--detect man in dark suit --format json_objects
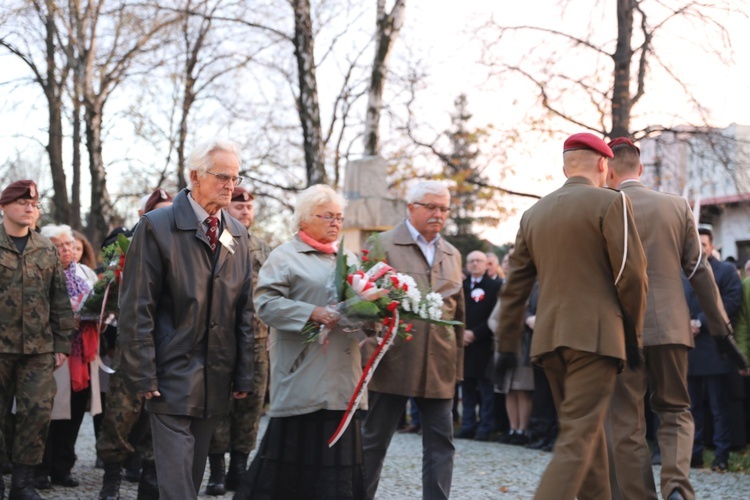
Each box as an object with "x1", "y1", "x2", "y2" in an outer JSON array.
[
  {"x1": 496, "y1": 132, "x2": 648, "y2": 499},
  {"x1": 605, "y1": 138, "x2": 735, "y2": 500},
  {"x1": 685, "y1": 228, "x2": 743, "y2": 473},
  {"x1": 456, "y1": 250, "x2": 500, "y2": 441}
]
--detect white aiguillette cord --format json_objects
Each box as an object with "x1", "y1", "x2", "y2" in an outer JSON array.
[{"x1": 614, "y1": 191, "x2": 628, "y2": 286}]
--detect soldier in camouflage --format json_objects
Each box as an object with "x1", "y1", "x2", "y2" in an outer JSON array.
[
  {"x1": 96, "y1": 189, "x2": 173, "y2": 500},
  {"x1": 205, "y1": 186, "x2": 271, "y2": 495},
  {"x1": 0, "y1": 180, "x2": 75, "y2": 499}
]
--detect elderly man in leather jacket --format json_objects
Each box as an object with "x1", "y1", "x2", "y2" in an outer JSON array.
[{"x1": 118, "y1": 139, "x2": 255, "y2": 500}]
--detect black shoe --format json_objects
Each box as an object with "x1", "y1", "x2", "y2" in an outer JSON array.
[
  {"x1": 205, "y1": 454, "x2": 226, "y2": 496},
  {"x1": 651, "y1": 449, "x2": 662, "y2": 465},
  {"x1": 11, "y1": 463, "x2": 44, "y2": 499},
  {"x1": 667, "y1": 489, "x2": 685, "y2": 500},
  {"x1": 99, "y1": 462, "x2": 122, "y2": 500},
  {"x1": 455, "y1": 429, "x2": 476, "y2": 439},
  {"x1": 525, "y1": 438, "x2": 547, "y2": 450},
  {"x1": 711, "y1": 458, "x2": 728, "y2": 472},
  {"x1": 137, "y1": 460, "x2": 159, "y2": 500},
  {"x1": 225, "y1": 451, "x2": 249, "y2": 491},
  {"x1": 541, "y1": 440, "x2": 555, "y2": 452},
  {"x1": 497, "y1": 432, "x2": 513, "y2": 444},
  {"x1": 51, "y1": 473, "x2": 79, "y2": 487},
  {"x1": 475, "y1": 433, "x2": 491, "y2": 442},
  {"x1": 2, "y1": 461, "x2": 12, "y2": 475},
  {"x1": 509, "y1": 432, "x2": 528, "y2": 446},
  {"x1": 690, "y1": 454, "x2": 704, "y2": 469},
  {"x1": 32, "y1": 473, "x2": 50, "y2": 490}
]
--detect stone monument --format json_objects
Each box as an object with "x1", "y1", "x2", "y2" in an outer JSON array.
[{"x1": 341, "y1": 156, "x2": 406, "y2": 254}]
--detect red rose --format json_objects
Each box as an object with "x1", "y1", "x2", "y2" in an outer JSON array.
[
  {"x1": 362, "y1": 256, "x2": 370, "y2": 262},
  {"x1": 361, "y1": 249, "x2": 369, "y2": 255},
  {"x1": 390, "y1": 275, "x2": 399, "y2": 287},
  {"x1": 405, "y1": 323, "x2": 413, "y2": 333},
  {"x1": 387, "y1": 301, "x2": 398, "y2": 311},
  {"x1": 405, "y1": 334, "x2": 413, "y2": 342}
]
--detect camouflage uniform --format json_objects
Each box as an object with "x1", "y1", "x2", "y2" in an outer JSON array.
[
  {"x1": 210, "y1": 233, "x2": 271, "y2": 456},
  {"x1": 0, "y1": 225, "x2": 74, "y2": 465},
  {"x1": 95, "y1": 356, "x2": 153, "y2": 463}
]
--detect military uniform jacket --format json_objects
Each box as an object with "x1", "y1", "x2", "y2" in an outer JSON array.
[
  {"x1": 365, "y1": 222, "x2": 466, "y2": 399},
  {"x1": 118, "y1": 189, "x2": 255, "y2": 418},
  {"x1": 620, "y1": 181, "x2": 732, "y2": 347},
  {"x1": 248, "y1": 232, "x2": 271, "y2": 341},
  {"x1": 497, "y1": 177, "x2": 648, "y2": 362},
  {"x1": 0, "y1": 225, "x2": 74, "y2": 354}
]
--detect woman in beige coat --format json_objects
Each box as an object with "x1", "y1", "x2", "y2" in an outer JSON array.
[{"x1": 236, "y1": 184, "x2": 365, "y2": 500}]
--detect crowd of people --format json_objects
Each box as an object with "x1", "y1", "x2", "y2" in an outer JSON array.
[{"x1": 0, "y1": 134, "x2": 749, "y2": 500}]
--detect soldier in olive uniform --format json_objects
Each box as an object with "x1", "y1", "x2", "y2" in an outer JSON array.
[
  {"x1": 96, "y1": 189, "x2": 173, "y2": 500},
  {"x1": 205, "y1": 186, "x2": 271, "y2": 495},
  {"x1": 0, "y1": 180, "x2": 75, "y2": 499}
]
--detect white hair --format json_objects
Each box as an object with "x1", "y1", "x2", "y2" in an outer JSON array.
[
  {"x1": 405, "y1": 180, "x2": 450, "y2": 204},
  {"x1": 292, "y1": 184, "x2": 346, "y2": 232},
  {"x1": 40, "y1": 223, "x2": 73, "y2": 241},
  {"x1": 186, "y1": 139, "x2": 241, "y2": 187}
]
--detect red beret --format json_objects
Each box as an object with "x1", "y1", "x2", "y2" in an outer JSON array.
[
  {"x1": 231, "y1": 186, "x2": 254, "y2": 202},
  {"x1": 563, "y1": 133, "x2": 613, "y2": 158},
  {"x1": 608, "y1": 137, "x2": 640, "y2": 156},
  {"x1": 0, "y1": 180, "x2": 39, "y2": 206},
  {"x1": 143, "y1": 188, "x2": 173, "y2": 214}
]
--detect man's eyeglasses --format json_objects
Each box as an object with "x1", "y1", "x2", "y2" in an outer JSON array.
[
  {"x1": 414, "y1": 202, "x2": 450, "y2": 214},
  {"x1": 206, "y1": 171, "x2": 243, "y2": 186},
  {"x1": 15, "y1": 199, "x2": 39, "y2": 209},
  {"x1": 314, "y1": 214, "x2": 345, "y2": 224}
]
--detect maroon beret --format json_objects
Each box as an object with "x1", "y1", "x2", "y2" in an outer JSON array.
[
  {"x1": 143, "y1": 188, "x2": 173, "y2": 214},
  {"x1": 608, "y1": 137, "x2": 641, "y2": 156},
  {"x1": 231, "y1": 186, "x2": 254, "y2": 202},
  {"x1": 0, "y1": 180, "x2": 39, "y2": 206},
  {"x1": 563, "y1": 133, "x2": 613, "y2": 158}
]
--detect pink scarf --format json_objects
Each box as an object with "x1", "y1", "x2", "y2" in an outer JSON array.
[{"x1": 298, "y1": 230, "x2": 338, "y2": 254}]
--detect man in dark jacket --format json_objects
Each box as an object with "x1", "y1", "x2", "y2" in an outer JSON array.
[
  {"x1": 456, "y1": 250, "x2": 499, "y2": 441},
  {"x1": 119, "y1": 139, "x2": 255, "y2": 500},
  {"x1": 685, "y1": 228, "x2": 742, "y2": 472}
]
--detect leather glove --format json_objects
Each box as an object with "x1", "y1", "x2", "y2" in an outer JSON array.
[
  {"x1": 625, "y1": 344, "x2": 643, "y2": 370},
  {"x1": 715, "y1": 334, "x2": 749, "y2": 370},
  {"x1": 493, "y1": 352, "x2": 517, "y2": 385}
]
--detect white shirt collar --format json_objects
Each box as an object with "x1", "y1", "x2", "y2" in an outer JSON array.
[{"x1": 405, "y1": 218, "x2": 441, "y2": 266}]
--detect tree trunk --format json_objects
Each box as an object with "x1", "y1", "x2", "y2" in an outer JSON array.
[
  {"x1": 611, "y1": 0, "x2": 635, "y2": 139},
  {"x1": 71, "y1": 79, "x2": 83, "y2": 230},
  {"x1": 292, "y1": 0, "x2": 326, "y2": 186},
  {"x1": 44, "y1": 2, "x2": 71, "y2": 224},
  {"x1": 85, "y1": 100, "x2": 112, "y2": 247},
  {"x1": 363, "y1": 0, "x2": 406, "y2": 156}
]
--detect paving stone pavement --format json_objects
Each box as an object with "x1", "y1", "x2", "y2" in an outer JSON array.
[{"x1": 11, "y1": 414, "x2": 749, "y2": 499}]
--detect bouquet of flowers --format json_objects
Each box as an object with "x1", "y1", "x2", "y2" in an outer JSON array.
[
  {"x1": 314, "y1": 237, "x2": 463, "y2": 448},
  {"x1": 82, "y1": 233, "x2": 130, "y2": 323},
  {"x1": 303, "y1": 242, "x2": 461, "y2": 345}
]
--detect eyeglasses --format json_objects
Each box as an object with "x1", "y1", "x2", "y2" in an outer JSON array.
[
  {"x1": 54, "y1": 240, "x2": 74, "y2": 249},
  {"x1": 466, "y1": 258, "x2": 485, "y2": 263},
  {"x1": 314, "y1": 214, "x2": 345, "y2": 224},
  {"x1": 15, "y1": 199, "x2": 39, "y2": 209},
  {"x1": 205, "y1": 171, "x2": 243, "y2": 186},
  {"x1": 414, "y1": 202, "x2": 450, "y2": 214}
]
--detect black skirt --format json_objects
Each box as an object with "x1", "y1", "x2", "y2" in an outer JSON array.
[{"x1": 234, "y1": 409, "x2": 365, "y2": 500}]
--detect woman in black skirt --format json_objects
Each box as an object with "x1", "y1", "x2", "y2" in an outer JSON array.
[{"x1": 235, "y1": 185, "x2": 365, "y2": 500}]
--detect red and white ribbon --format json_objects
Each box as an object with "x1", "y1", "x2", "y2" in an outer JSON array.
[{"x1": 328, "y1": 309, "x2": 399, "y2": 447}]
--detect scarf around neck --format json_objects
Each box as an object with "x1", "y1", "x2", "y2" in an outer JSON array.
[{"x1": 298, "y1": 230, "x2": 338, "y2": 254}]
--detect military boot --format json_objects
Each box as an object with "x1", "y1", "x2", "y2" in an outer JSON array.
[
  {"x1": 136, "y1": 460, "x2": 159, "y2": 500},
  {"x1": 8, "y1": 463, "x2": 43, "y2": 500},
  {"x1": 225, "y1": 451, "x2": 249, "y2": 491},
  {"x1": 98, "y1": 462, "x2": 122, "y2": 500},
  {"x1": 205, "y1": 454, "x2": 226, "y2": 495}
]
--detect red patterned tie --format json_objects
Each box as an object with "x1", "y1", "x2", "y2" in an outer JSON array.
[{"x1": 205, "y1": 216, "x2": 219, "y2": 252}]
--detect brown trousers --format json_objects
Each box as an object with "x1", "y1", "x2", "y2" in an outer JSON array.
[
  {"x1": 608, "y1": 344, "x2": 694, "y2": 500},
  {"x1": 536, "y1": 348, "x2": 618, "y2": 500}
]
